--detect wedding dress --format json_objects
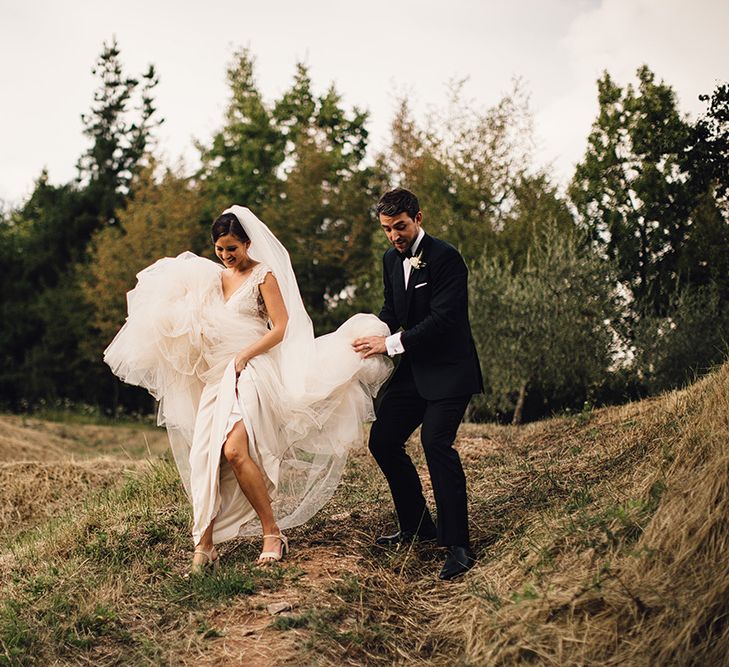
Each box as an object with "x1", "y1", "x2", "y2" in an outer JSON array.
[{"x1": 104, "y1": 207, "x2": 392, "y2": 545}]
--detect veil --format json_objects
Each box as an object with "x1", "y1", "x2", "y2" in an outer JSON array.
[{"x1": 223, "y1": 206, "x2": 315, "y2": 400}]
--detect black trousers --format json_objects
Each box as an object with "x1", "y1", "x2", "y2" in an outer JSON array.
[{"x1": 368, "y1": 357, "x2": 471, "y2": 547}]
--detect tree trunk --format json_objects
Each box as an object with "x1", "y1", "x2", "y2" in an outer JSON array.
[{"x1": 512, "y1": 381, "x2": 528, "y2": 425}]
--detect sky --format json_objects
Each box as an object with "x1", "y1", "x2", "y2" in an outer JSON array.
[{"x1": 1, "y1": 0, "x2": 727, "y2": 206}]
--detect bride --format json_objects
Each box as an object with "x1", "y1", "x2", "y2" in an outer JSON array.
[{"x1": 104, "y1": 206, "x2": 392, "y2": 571}]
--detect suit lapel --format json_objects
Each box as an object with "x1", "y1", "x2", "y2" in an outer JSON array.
[
  {"x1": 404, "y1": 234, "x2": 431, "y2": 314},
  {"x1": 391, "y1": 253, "x2": 407, "y2": 322},
  {"x1": 404, "y1": 264, "x2": 416, "y2": 309}
]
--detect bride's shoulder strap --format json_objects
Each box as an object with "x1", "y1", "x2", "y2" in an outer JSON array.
[{"x1": 253, "y1": 261, "x2": 275, "y2": 285}]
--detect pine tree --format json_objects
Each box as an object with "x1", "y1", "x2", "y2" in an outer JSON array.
[
  {"x1": 77, "y1": 38, "x2": 162, "y2": 227},
  {"x1": 264, "y1": 66, "x2": 376, "y2": 332},
  {"x1": 196, "y1": 48, "x2": 284, "y2": 218}
]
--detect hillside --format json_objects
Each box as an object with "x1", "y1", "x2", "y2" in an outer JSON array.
[
  {"x1": 0, "y1": 364, "x2": 727, "y2": 665},
  {"x1": 0, "y1": 415, "x2": 167, "y2": 542}
]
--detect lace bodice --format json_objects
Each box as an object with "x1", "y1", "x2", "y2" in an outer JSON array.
[{"x1": 222, "y1": 262, "x2": 272, "y2": 322}]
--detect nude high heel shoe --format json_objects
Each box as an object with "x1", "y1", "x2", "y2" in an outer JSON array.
[
  {"x1": 191, "y1": 546, "x2": 219, "y2": 574},
  {"x1": 257, "y1": 533, "x2": 289, "y2": 564}
]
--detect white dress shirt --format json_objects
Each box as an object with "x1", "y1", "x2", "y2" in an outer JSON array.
[{"x1": 385, "y1": 228, "x2": 425, "y2": 356}]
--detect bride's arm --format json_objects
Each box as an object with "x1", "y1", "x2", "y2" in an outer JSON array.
[{"x1": 234, "y1": 273, "x2": 289, "y2": 373}]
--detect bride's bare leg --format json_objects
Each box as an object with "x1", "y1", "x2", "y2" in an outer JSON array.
[
  {"x1": 192, "y1": 520, "x2": 218, "y2": 570},
  {"x1": 196, "y1": 521, "x2": 215, "y2": 550},
  {"x1": 222, "y1": 421, "x2": 283, "y2": 559}
]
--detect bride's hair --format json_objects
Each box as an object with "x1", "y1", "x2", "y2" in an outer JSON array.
[{"x1": 211, "y1": 212, "x2": 250, "y2": 243}]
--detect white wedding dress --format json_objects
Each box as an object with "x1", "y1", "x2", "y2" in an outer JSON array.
[{"x1": 104, "y1": 209, "x2": 392, "y2": 545}]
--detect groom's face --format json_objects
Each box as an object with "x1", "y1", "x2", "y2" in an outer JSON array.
[{"x1": 379, "y1": 211, "x2": 422, "y2": 253}]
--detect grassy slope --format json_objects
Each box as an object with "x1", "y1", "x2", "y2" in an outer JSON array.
[
  {"x1": 0, "y1": 364, "x2": 727, "y2": 665},
  {"x1": 0, "y1": 415, "x2": 168, "y2": 542}
]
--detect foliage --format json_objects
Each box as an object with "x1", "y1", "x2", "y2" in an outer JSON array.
[
  {"x1": 570, "y1": 67, "x2": 729, "y2": 324},
  {"x1": 470, "y1": 227, "x2": 616, "y2": 423},
  {"x1": 78, "y1": 163, "x2": 205, "y2": 411},
  {"x1": 0, "y1": 40, "x2": 162, "y2": 409},
  {"x1": 570, "y1": 68, "x2": 729, "y2": 397},
  {"x1": 83, "y1": 162, "x2": 206, "y2": 353},
  {"x1": 690, "y1": 82, "x2": 729, "y2": 210},
  {"x1": 261, "y1": 67, "x2": 378, "y2": 331},
  {"x1": 196, "y1": 48, "x2": 284, "y2": 219},
  {"x1": 77, "y1": 37, "x2": 162, "y2": 226},
  {"x1": 386, "y1": 80, "x2": 534, "y2": 265},
  {"x1": 570, "y1": 66, "x2": 697, "y2": 316},
  {"x1": 2, "y1": 42, "x2": 727, "y2": 420},
  {"x1": 0, "y1": 174, "x2": 95, "y2": 405},
  {"x1": 496, "y1": 172, "x2": 576, "y2": 273},
  {"x1": 199, "y1": 53, "x2": 379, "y2": 332},
  {"x1": 631, "y1": 283, "x2": 729, "y2": 394}
]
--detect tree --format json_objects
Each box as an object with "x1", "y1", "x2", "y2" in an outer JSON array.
[
  {"x1": 676, "y1": 190, "x2": 729, "y2": 298},
  {"x1": 196, "y1": 48, "x2": 284, "y2": 218},
  {"x1": 0, "y1": 172, "x2": 92, "y2": 406},
  {"x1": 262, "y1": 139, "x2": 378, "y2": 332},
  {"x1": 496, "y1": 172, "x2": 575, "y2": 273},
  {"x1": 0, "y1": 40, "x2": 162, "y2": 408},
  {"x1": 469, "y1": 228, "x2": 616, "y2": 423},
  {"x1": 262, "y1": 65, "x2": 377, "y2": 332},
  {"x1": 77, "y1": 38, "x2": 162, "y2": 227},
  {"x1": 81, "y1": 162, "x2": 205, "y2": 411},
  {"x1": 385, "y1": 80, "x2": 534, "y2": 265},
  {"x1": 571, "y1": 70, "x2": 729, "y2": 396},
  {"x1": 84, "y1": 163, "x2": 205, "y2": 357},
  {"x1": 631, "y1": 283, "x2": 729, "y2": 394},
  {"x1": 690, "y1": 82, "x2": 729, "y2": 210},
  {"x1": 679, "y1": 82, "x2": 729, "y2": 299},
  {"x1": 570, "y1": 66, "x2": 696, "y2": 315}
]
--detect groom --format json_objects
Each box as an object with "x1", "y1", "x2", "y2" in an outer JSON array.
[{"x1": 353, "y1": 187, "x2": 483, "y2": 580}]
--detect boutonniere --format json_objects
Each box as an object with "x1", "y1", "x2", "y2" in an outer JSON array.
[{"x1": 408, "y1": 252, "x2": 426, "y2": 270}]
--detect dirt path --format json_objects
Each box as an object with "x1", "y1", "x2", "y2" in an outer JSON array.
[{"x1": 194, "y1": 546, "x2": 365, "y2": 666}]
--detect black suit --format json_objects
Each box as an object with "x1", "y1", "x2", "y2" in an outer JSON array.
[{"x1": 370, "y1": 233, "x2": 483, "y2": 546}]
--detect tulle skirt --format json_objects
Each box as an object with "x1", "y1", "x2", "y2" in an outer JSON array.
[{"x1": 104, "y1": 252, "x2": 392, "y2": 544}]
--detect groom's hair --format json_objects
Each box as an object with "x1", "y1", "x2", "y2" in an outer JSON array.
[
  {"x1": 211, "y1": 213, "x2": 250, "y2": 243},
  {"x1": 377, "y1": 188, "x2": 420, "y2": 220}
]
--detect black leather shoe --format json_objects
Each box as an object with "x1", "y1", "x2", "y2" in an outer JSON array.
[
  {"x1": 375, "y1": 529, "x2": 437, "y2": 546},
  {"x1": 439, "y1": 546, "x2": 475, "y2": 580}
]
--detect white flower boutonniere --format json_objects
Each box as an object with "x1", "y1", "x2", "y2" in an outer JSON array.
[{"x1": 408, "y1": 252, "x2": 426, "y2": 270}]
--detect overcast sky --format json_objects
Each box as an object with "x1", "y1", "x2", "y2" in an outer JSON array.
[{"x1": 1, "y1": 0, "x2": 727, "y2": 206}]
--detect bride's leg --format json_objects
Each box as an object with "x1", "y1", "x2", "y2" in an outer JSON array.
[
  {"x1": 222, "y1": 421, "x2": 283, "y2": 559},
  {"x1": 196, "y1": 521, "x2": 215, "y2": 551},
  {"x1": 192, "y1": 520, "x2": 218, "y2": 570}
]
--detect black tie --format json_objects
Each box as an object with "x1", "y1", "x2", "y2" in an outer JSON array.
[{"x1": 398, "y1": 247, "x2": 413, "y2": 260}]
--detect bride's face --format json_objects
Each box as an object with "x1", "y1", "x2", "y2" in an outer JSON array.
[{"x1": 214, "y1": 233, "x2": 251, "y2": 271}]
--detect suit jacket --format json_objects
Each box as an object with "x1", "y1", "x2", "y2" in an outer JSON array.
[{"x1": 378, "y1": 233, "x2": 484, "y2": 401}]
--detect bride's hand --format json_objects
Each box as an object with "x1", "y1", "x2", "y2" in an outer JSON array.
[{"x1": 235, "y1": 351, "x2": 249, "y2": 374}]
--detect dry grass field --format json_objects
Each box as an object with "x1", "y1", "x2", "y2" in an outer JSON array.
[{"x1": 1, "y1": 363, "x2": 727, "y2": 665}]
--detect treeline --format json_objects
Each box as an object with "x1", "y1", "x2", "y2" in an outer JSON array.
[{"x1": 0, "y1": 41, "x2": 727, "y2": 423}]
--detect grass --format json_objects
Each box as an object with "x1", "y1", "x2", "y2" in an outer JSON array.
[
  {"x1": 3, "y1": 399, "x2": 156, "y2": 428},
  {"x1": 1, "y1": 362, "x2": 728, "y2": 664},
  {"x1": 0, "y1": 463, "x2": 291, "y2": 665}
]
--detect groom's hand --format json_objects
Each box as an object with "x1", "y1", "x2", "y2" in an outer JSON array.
[{"x1": 353, "y1": 336, "x2": 387, "y2": 358}]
